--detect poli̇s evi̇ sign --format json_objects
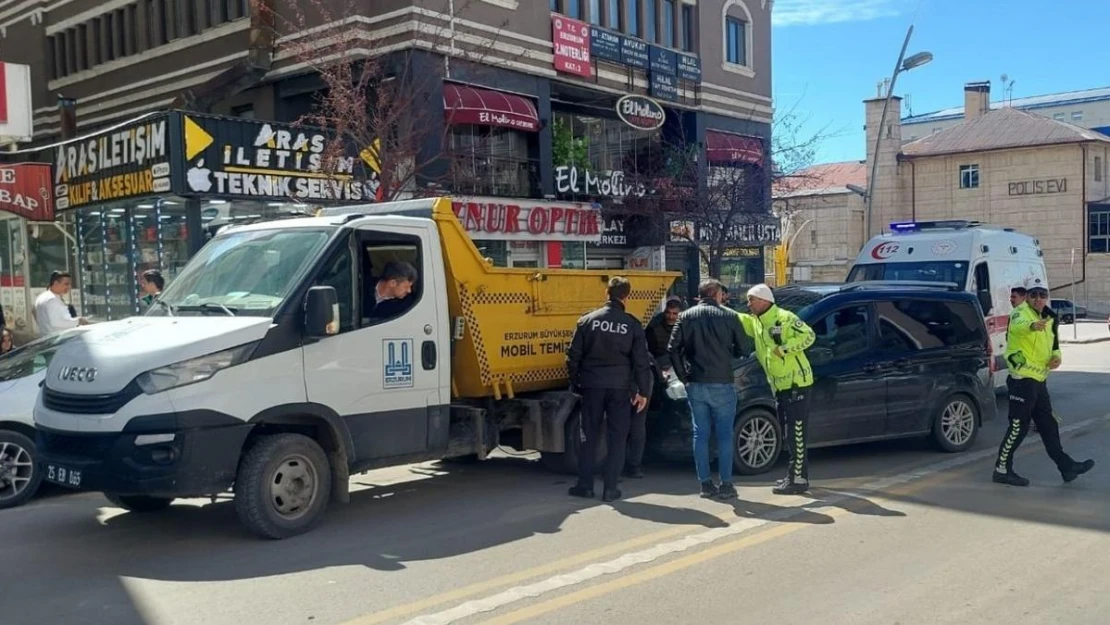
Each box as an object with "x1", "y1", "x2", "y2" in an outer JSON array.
[{"x1": 179, "y1": 114, "x2": 378, "y2": 202}]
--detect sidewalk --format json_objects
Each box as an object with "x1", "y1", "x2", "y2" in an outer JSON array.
[{"x1": 1058, "y1": 320, "x2": 1109, "y2": 344}]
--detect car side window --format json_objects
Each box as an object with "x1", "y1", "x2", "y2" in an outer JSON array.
[
  {"x1": 313, "y1": 240, "x2": 357, "y2": 334},
  {"x1": 877, "y1": 300, "x2": 983, "y2": 352},
  {"x1": 809, "y1": 305, "x2": 871, "y2": 366}
]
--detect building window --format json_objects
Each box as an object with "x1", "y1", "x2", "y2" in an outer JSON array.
[
  {"x1": 645, "y1": 0, "x2": 657, "y2": 42},
  {"x1": 1053, "y1": 113, "x2": 1066, "y2": 121},
  {"x1": 662, "y1": 0, "x2": 675, "y2": 47},
  {"x1": 959, "y1": 164, "x2": 980, "y2": 189},
  {"x1": 1096, "y1": 156, "x2": 1104, "y2": 182},
  {"x1": 589, "y1": 0, "x2": 602, "y2": 23},
  {"x1": 550, "y1": 0, "x2": 559, "y2": 11},
  {"x1": 1089, "y1": 207, "x2": 1110, "y2": 253},
  {"x1": 627, "y1": 0, "x2": 640, "y2": 36},
  {"x1": 607, "y1": 0, "x2": 621, "y2": 28},
  {"x1": 725, "y1": 17, "x2": 746, "y2": 65},
  {"x1": 681, "y1": 4, "x2": 694, "y2": 51},
  {"x1": 1072, "y1": 111, "x2": 1084, "y2": 122},
  {"x1": 566, "y1": 0, "x2": 583, "y2": 19}
]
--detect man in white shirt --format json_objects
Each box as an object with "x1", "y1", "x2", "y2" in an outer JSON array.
[{"x1": 34, "y1": 271, "x2": 87, "y2": 336}]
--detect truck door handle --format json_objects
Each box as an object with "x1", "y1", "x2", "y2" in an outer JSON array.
[{"x1": 422, "y1": 340, "x2": 437, "y2": 370}]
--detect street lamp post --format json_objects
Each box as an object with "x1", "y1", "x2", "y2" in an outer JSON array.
[{"x1": 865, "y1": 25, "x2": 933, "y2": 238}]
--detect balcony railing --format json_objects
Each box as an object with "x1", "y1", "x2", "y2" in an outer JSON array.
[{"x1": 450, "y1": 154, "x2": 541, "y2": 198}]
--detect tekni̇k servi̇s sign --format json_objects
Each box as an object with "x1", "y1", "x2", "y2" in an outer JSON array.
[{"x1": 180, "y1": 115, "x2": 377, "y2": 202}]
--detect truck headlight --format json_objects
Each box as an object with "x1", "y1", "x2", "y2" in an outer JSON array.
[{"x1": 136, "y1": 342, "x2": 259, "y2": 395}]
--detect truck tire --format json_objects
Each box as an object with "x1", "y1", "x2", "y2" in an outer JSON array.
[
  {"x1": 234, "y1": 433, "x2": 332, "y2": 540},
  {"x1": 539, "y1": 409, "x2": 607, "y2": 476},
  {"x1": 104, "y1": 493, "x2": 175, "y2": 512},
  {"x1": 0, "y1": 430, "x2": 44, "y2": 510}
]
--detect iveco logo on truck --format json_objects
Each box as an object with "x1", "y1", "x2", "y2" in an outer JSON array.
[
  {"x1": 58, "y1": 366, "x2": 97, "y2": 383},
  {"x1": 616, "y1": 95, "x2": 666, "y2": 131}
]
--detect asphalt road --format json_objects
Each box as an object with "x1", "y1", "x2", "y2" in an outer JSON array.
[{"x1": 3, "y1": 343, "x2": 1108, "y2": 625}]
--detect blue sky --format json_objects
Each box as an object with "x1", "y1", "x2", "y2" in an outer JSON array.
[{"x1": 771, "y1": 0, "x2": 1110, "y2": 164}]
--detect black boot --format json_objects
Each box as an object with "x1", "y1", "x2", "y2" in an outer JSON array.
[
  {"x1": 992, "y1": 470, "x2": 1030, "y2": 487},
  {"x1": 772, "y1": 477, "x2": 809, "y2": 496},
  {"x1": 1062, "y1": 459, "x2": 1095, "y2": 483},
  {"x1": 568, "y1": 484, "x2": 595, "y2": 498},
  {"x1": 623, "y1": 466, "x2": 644, "y2": 479},
  {"x1": 602, "y1": 488, "x2": 622, "y2": 502}
]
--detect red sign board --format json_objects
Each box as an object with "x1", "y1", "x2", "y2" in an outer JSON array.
[
  {"x1": 452, "y1": 198, "x2": 601, "y2": 243},
  {"x1": 552, "y1": 16, "x2": 592, "y2": 78},
  {"x1": 0, "y1": 63, "x2": 8, "y2": 124},
  {"x1": 0, "y1": 163, "x2": 55, "y2": 221}
]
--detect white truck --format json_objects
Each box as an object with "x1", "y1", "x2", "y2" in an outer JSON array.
[
  {"x1": 848, "y1": 220, "x2": 1048, "y2": 387},
  {"x1": 33, "y1": 198, "x2": 675, "y2": 538}
]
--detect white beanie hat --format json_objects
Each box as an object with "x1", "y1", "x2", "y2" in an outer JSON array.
[{"x1": 746, "y1": 283, "x2": 775, "y2": 304}]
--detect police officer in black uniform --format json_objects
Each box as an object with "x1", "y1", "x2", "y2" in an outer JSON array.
[{"x1": 566, "y1": 277, "x2": 653, "y2": 502}]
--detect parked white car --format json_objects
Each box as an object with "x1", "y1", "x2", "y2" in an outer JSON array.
[{"x1": 0, "y1": 329, "x2": 85, "y2": 509}]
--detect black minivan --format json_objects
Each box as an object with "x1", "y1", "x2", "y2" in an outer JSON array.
[{"x1": 646, "y1": 283, "x2": 998, "y2": 474}]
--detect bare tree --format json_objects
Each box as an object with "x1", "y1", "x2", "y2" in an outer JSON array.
[{"x1": 261, "y1": 0, "x2": 515, "y2": 202}]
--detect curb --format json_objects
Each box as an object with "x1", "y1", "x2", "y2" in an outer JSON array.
[{"x1": 1060, "y1": 336, "x2": 1110, "y2": 344}]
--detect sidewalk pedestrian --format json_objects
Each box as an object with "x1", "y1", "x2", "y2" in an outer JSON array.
[
  {"x1": 566, "y1": 277, "x2": 652, "y2": 502},
  {"x1": 994, "y1": 277, "x2": 1094, "y2": 486},
  {"x1": 33, "y1": 271, "x2": 88, "y2": 336},
  {"x1": 667, "y1": 279, "x2": 749, "y2": 500},
  {"x1": 738, "y1": 284, "x2": 817, "y2": 495}
]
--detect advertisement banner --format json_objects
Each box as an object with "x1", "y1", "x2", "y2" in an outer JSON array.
[
  {"x1": 451, "y1": 197, "x2": 602, "y2": 243},
  {"x1": 0, "y1": 163, "x2": 54, "y2": 221}
]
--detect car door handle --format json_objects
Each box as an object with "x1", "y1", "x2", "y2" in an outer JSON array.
[{"x1": 422, "y1": 340, "x2": 437, "y2": 370}]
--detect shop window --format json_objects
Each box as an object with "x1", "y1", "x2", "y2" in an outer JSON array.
[
  {"x1": 725, "y1": 17, "x2": 746, "y2": 65},
  {"x1": 959, "y1": 164, "x2": 979, "y2": 189},
  {"x1": 680, "y1": 4, "x2": 694, "y2": 51},
  {"x1": 561, "y1": 242, "x2": 587, "y2": 269},
  {"x1": 449, "y1": 125, "x2": 539, "y2": 198},
  {"x1": 1089, "y1": 207, "x2": 1110, "y2": 254},
  {"x1": 474, "y1": 240, "x2": 509, "y2": 266},
  {"x1": 551, "y1": 111, "x2": 664, "y2": 195}
]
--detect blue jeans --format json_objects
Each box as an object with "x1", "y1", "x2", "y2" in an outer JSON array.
[{"x1": 687, "y1": 383, "x2": 738, "y2": 484}]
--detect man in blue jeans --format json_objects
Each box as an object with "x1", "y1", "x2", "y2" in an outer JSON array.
[{"x1": 667, "y1": 279, "x2": 751, "y2": 499}]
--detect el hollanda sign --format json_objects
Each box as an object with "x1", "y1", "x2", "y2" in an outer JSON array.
[{"x1": 616, "y1": 95, "x2": 666, "y2": 131}]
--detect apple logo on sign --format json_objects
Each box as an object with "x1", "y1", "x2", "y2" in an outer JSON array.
[{"x1": 187, "y1": 159, "x2": 213, "y2": 193}]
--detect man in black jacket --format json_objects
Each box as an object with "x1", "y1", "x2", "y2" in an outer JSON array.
[
  {"x1": 566, "y1": 277, "x2": 652, "y2": 502},
  {"x1": 668, "y1": 279, "x2": 750, "y2": 500}
]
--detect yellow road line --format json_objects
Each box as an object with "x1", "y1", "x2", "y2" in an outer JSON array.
[{"x1": 475, "y1": 467, "x2": 975, "y2": 625}]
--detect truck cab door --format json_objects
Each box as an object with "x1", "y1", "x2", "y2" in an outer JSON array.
[{"x1": 302, "y1": 226, "x2": 447, "y2": 462}]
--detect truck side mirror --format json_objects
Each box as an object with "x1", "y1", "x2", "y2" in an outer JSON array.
[{"x1": 305, "y1": 286, "x2": 339, "y2": 338}]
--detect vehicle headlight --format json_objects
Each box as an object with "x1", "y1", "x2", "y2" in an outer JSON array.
[{"x1": 136, "y1": 342, "x2": 259, "y2": 395}]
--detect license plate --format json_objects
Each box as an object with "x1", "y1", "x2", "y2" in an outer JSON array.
[{"x1": 45, "y1": 464, "x2": 83, "y2": 488}]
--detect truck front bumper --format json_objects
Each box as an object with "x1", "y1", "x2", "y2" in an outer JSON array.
[{"x1": 36, "y1": 422, "x2": 253, "y2": 498}]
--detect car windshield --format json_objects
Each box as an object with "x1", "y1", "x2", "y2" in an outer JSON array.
[
  {"x1": 0, "y1": 330, "x2": 82, "y2": 382},
  {"x1": 847, "y1": 261, "x2": 969, "y2": 286},
  {"x1": 149, "y1": 226, "x2": 334, "y2": 318}
]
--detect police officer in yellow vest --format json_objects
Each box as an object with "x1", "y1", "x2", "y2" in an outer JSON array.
[
  {"x1": 993, "y1": 277, "x2": 1094, "y2": 486},
  {"x1": 739, "y1": 284, "x2": 817, "y2": 495}
]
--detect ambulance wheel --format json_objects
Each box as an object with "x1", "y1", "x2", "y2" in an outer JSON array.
[
  {"x1": 235, "y1": 433, "x2": 332, "y2": 540},
  {"x1": 932, "y1": 394, "x2": 979, "y2": 453},
  {"x1": 540, "y1": 409, "x2": 607, "y2": 475},
  {"x1": 104, "y1": 493, "x2": 175, "y2": 512}
]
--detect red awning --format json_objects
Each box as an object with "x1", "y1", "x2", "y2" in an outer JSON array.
[
  {"x1": 0, "y1": 163, "x2": 54, "y2": 221},
  {"x1": 705, "y1": 131, "x2": 764, "y2": 166},
  {"x1": 444, "y1": 84, "x2": 540, "y2": 133}
]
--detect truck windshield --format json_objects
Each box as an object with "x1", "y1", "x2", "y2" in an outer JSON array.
[
  {"x1": 847, "y1": 261, "x2": 969, "y2": 286},
  {"x1": 149, "y1": 227, "x2": 334, "y2": 317}
]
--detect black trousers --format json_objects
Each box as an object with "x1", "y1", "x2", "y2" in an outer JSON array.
[
  {"x1": 625, "y1": 399, "x2": 649, "y2": 471},
  {"x1": 996, "y1": 376, "x2": 1075, "y2": 473},
  {"x1": 776, "y1": 387, "x2": 812, "y2": 482},
  {"x1": 578, "y1": 387, "x2": 632, "y2": 492}
]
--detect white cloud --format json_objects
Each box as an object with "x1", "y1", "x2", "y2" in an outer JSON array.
[{"x1": 772, "y1": 0, "x2": 905, "y2": 26}]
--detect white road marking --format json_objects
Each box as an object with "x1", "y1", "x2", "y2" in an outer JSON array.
[{"x1": 399, "y1": 413, "x2": 1109, "y2": 625}]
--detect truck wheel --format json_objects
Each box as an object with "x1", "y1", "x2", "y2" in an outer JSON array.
[
  {"x1": 540, "y1": 409, "x2": 607, "y2": 475},
  {"x1": 733, "y1": 408, "x2": 781, "y2": 475},
  {"x1": 932, "y1": 394, "x2": 979, "y2": 453},
  {"x1": 234, "y1": 433, "x2": 332, "y2": 540},
  {"x1": 0, "y1": 430, "x2": 43, "y2": 510},
  {"x1": 104, "y1": 493, "x2": 175, "y2": 512}
]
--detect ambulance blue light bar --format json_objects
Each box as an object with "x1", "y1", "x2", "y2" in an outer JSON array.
[{"x1": 889, "y1": 220, "x2": 981, "y2": 233}]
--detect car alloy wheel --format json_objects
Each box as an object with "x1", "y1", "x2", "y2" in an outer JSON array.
[{"x1": 941, "y1": 399, "x2": 976, "y2": 447}]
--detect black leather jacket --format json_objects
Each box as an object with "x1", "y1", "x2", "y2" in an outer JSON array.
[
  {"x1": 668, "y1": 301, "x2": 750, "y2": 385},
  {"x1": 566, "y1": 300, "x2": 653, "y2": 394}
]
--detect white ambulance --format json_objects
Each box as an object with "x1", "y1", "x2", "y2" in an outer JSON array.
[{"x1": 847, "y1": 220, "x2": 1047, "y2": 388}]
